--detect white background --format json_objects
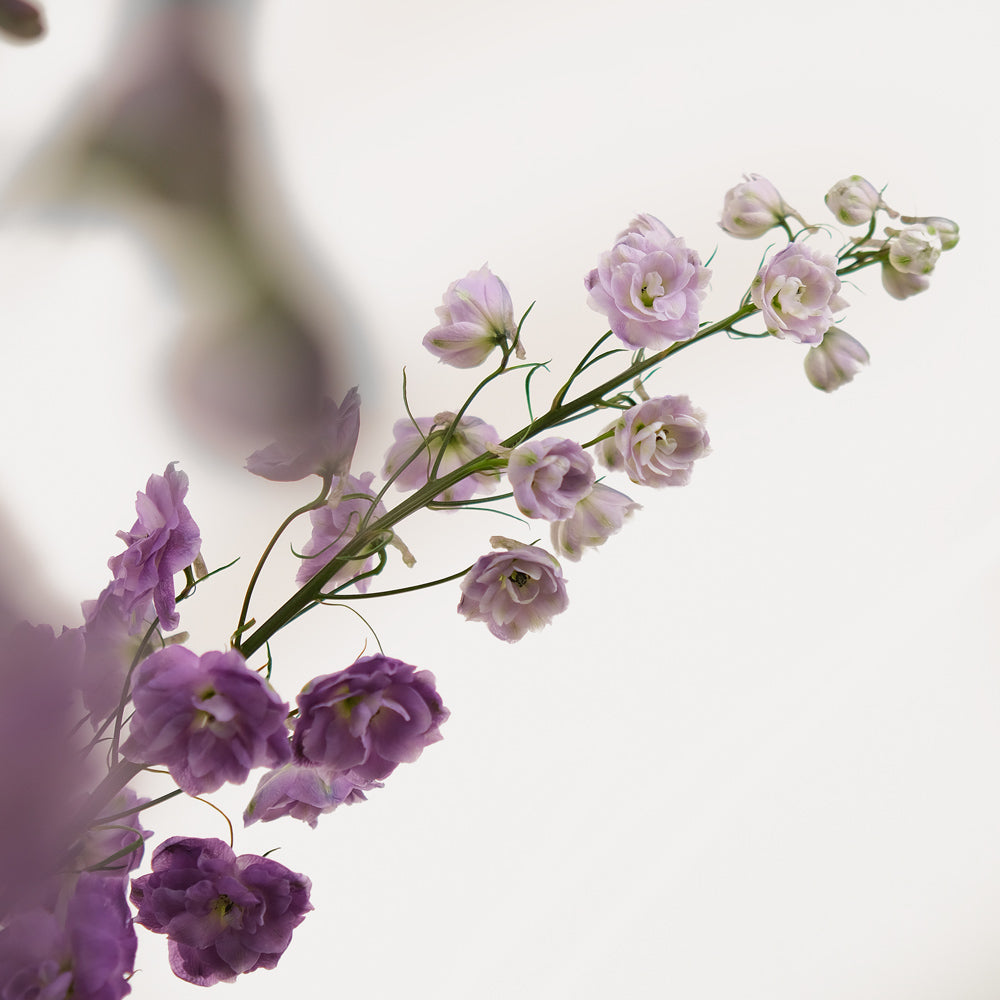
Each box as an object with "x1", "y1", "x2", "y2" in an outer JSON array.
[{"x1": 1, "y1": 1, "x2": 998, "y2": 998}]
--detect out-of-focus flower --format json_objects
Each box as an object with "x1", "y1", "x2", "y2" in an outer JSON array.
[
  {"x1": 423, "y1": 265, "x2": 521, "y2": 368},
  {"x1": 382, "y1": 413, "x2": 501, "y2": 502},
  {"x1": 880, "y1": 260, "x2": 930, "y2": 300},
  {"x1": 803, "y1": 327, "x2": 870, "y2": 392},
  {"x1": 293, "y1": 655, "x2": 449, "y2": 783},
  {"x1": 824, "y1": 176, "x2": 884, "y2": 226},
  {"x1": 0, "y1": 0, "x2": 44, "y2": 41},
  {"x1": 585, "y1": 214, "x2": 711, "y2": 349},
  {"x1": 550, "y1": 483, "x2": 641, "y2": 561},
  {"x1": 246, "y1": 388, "x2": 361, "y2": 482},
  {"x1": 122, "y1": 646, "x2": 291, "y2": 796},
  {"x1": 458, "y1": 538, "x2": 569, "y2": 643},
  {"x1": 750, "y1": 242, "x2": 848, "y2": 345},
  {"x1": 597, "y1": 395, "x2": 710, "y2": 487},
  {"x1": 130, "y1": 837, "x2": 312, "y2": 987},
  {"x1": 106, "y1": 463, "x2": 201, "y2": 634},
  {"x1": 0, "y1": 874, "x2": 137, "y2": 1000},
  {"x1": 295, "y1": 472, "x2": 388, "y2": 591},
  {"x1": 719, "y1": 174, "x2": 792, "y2": 238},
  {"x1": 244, "y1": 764, "x2": 377, "y2": 829},
  {"x1": 886, "y1": 225, "x2": 942, "y2": 275},
  {"x1": 508, "y1": 438, "x2": 595, "y2": 521},
  {"x1": 73, "y1": 789, "x2": 151, "y2": 880},
  {"x1": 80, "y1": 588, "x2": 147, "y2": 724}
]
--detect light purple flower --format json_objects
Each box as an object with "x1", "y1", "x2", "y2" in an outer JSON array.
[
  {"x1": 106, "y1": 463, "x2": 201, "y2": 633},
  {"x1": 550, "y1": 483, "x2": 641, "y2": 561},
  {"x1": 244, "y1": 763, "x2": 379, "y2": 828},
  {"x1": 382, "y1": 412, "x2": 501, "y2": 502},
  {"x1": 295, "y1": 471, "x2": 387, "y2": 591},
  {"x1": 804, "y1": 327, "x2": 870, "y2": 392},
  {"x1": 585, "y1": 215, "x2": 711, "y2": 349},
  {"x1": 0, "y1": 874, "x2": 137, "y2": 1000},
  {"x1": 422, "y1": 265, "x2": 521, "y2": 368},
  {"x1": 245, "y1": 388, "x2": 361, "y2": 481},
  {"x1": 719, "y1": 174, "x2": 790, "y2": 239},
  {"x1": 750, "y1": 242, "x2": 848, "y2": 345},
  {"x1": 130, "y1": 837, "x2": 312, "y2": 987},
  {"x1": 825, "y1": 175, "x2": 884, "y2": 226},
  {"x1": 597, "y1": 395, "x2": 710, "y2": 488},
  {"x1": 457, "y1": 537, "x2": 569, "y2": 643},
  {"x1": 121, "y1": 646, "x2": 291, "y2": 796},
  {"x1": 880, "y1": 260, "x2": 930, "y2": 300},
  {"x1": 293, "y1": 655, "x2": 449, "y2": 782},
  {"x1": 507, "y1": 437, "x2": 595, "y2": 521}
]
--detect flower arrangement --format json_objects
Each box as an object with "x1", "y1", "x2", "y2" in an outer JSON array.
[{"x1": 0, "y1": 148, "x2": 957, "y2": 993}]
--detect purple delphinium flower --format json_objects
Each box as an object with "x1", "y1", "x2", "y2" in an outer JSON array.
[
  {"x1": 550, "y1": 483, "x2": 642, "y2": 561},
  {"x1": 457, "y1": 537, "x2": 569, "y2": 643},
  {"x1": 121, "y1": 646, "x2": 291, "y2": 796},
  {"x1": 293, "y1": 655, "x2": 448, "y2": 782},
  {"x1": 246, "y1": 387, "x2": 361, "y2": 482},
  {"x1": 750, "y1": 241, "x2": 848, "y2": 345},
  {"x1": 585, "y1": 214, "x2": 711, "y2": 350},
  {"x1": 72, "y1": 788, "x2": 152, "y2": 880},
  {"x1": 80, "y1": 587, "x2": 146, "y2": 724},
  {"x1": 507, "y1": 437, "x2": 595, "y2": 522},
  {"x1": 130, "y1": 837, "x2": 312, "y2": 987},
  {"x1": 382, "y1": 412, "x2": 501, "y2": 502},
  {"x1": 244, "y1": 763, "x2": 378, "y2": 828},
  {"x1": 0, "y1": 874, "x2": 137, "y2": 1000},
  {"x1": 597, "y1": 395, "x2": 710, "y2": 488},
  {"x1": 106, "y1": 463, "x2": 201, "y2": 633},
  {"x1": 295, "y1": 471, "x2": 387, "y2": 591},
  {"x1": 804, "y1": 326, "x2": 870, "y2": 392},
  {"x1": 422, "y1": 265, "x2": 521, "y2": 368}
]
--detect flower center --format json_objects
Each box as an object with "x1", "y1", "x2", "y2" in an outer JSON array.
[
  {"x1": 640, "y1": 271, "x2": 665, "y2": 308},
  {"x1": 509, "y1": 570, "x2": 529, "y2": 588}
]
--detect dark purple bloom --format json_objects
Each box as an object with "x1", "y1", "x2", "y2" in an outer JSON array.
[
  {"x1": 106, "y1": 463, "x2": 201, "y2": 633},
  {"x1": 121, "y1": 646, "x2": 292, "y2": 796},
  {"x1": 293, "y1": 655, "x2": 449, "y2": 782},
  {"x1": 244, "y1": 763, "x2": 378, "y2": 828},
  {"x1": 130, "y1": 837, "x2": 312, "y2": 986},
  {"x1": 0, "y1": 874, "x2": 137, "y2": 1000},
  {"x1": 246, "y1": 387, "x2": 361, "y2": 482}
]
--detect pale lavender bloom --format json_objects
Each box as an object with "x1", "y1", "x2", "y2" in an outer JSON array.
[
  {"x1": 106, "y1": 463, "x2": 201, "y2": 633},
  {"x1": 122, "y1": 646, "x2": 291, "y2": 796},
  {"x1": 804, "y1": 327, "x2": 870, "y2": 392},
  {"x1": 886, "y1": 224, "x2": 941, "y2": 275},
  {"x1": 508, "y1": 438, "x2": 595, "y2": 521},
  {"x1": 750, "y1": 242, "x2": 848, "y2": 345},
  {"x1": 130, "y1": 838, "x2": 312, "y2": 987},
  {"x1": 0, "y1": 875, "x2": 137, "y2": 1000},
  {"x1": 293, "y1": 655, "x2": 449, "y2": 782},
  {"x1": 458, "y1": 538, "x2": 569, "y2": 643},
  {"x1": 881, "y1": 260, "x2": 930, "y2": 299},
  {"x1": 550, "y1": 483, "x2": 642, "y2": 561},
  {"x1": 585, "y1": 215, "x2": 711, "y2": 349},
  {"x1": 295, "y1": 472, "x2": 386, "y2": 591},
  {"x1": 825, "y1": 176, "x2": 884, "y2": 226},
  {"x1": 244, "y1": 764, "x2": 378, "y2": 828},
  {"x1": 423, "y1": 265, "x2": 520, "y2": 368},
  {"x1": 719, "y1": 174, "x2": 789, "y2": 238},
  {"x1": 597, "y1": 396, "x2": 710, "y2": 488},
  {"x1": 382, "y1": 413, "x2": 501, "y2": 502},
  {"x1": 245, "y1": 388, "x2": 361, "y2": 481}
]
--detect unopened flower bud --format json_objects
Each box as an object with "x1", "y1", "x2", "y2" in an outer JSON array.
[
  {"x1": 901, "y1": 215, "x2": 960, "y2": 251},
  {"x1": 824, "y1": 176, "x2": 883, "y2": 226},
  {"x1": 885, "y1": 225, "x2": 941, "y2": 275},
  {"x1": 719, "y1": 174, "x2": 791, "y2": 239},
  {"x1": 803, "y1": 327, "x2": 870, "y2": 392},
  {"x1": 881, "y1": 261, "x2": 930, "y2": 300}
]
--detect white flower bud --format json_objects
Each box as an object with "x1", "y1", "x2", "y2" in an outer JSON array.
[
  {"x1": 824, "y1": 176, "x2": 883, "y2": 227},
  {"x1": 901, "y1": 215, "x2": 960, "y2": 251},
  {"x1": 880, "y1": 261, "x2": 930, "y2": 300},
  {"x1": 719, "y1": 174, "x2": 790, "y2": 239},
  {"x1": 885, "y1": 225, "x2": 941, "y2": 275},
  {"x1": 803, "y1": 327, "x2": 870, "y2": 392}
]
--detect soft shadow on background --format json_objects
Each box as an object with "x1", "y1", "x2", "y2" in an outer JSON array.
[{"x1": 0, "y1": 1, "x2": 997, "y2": 998}]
